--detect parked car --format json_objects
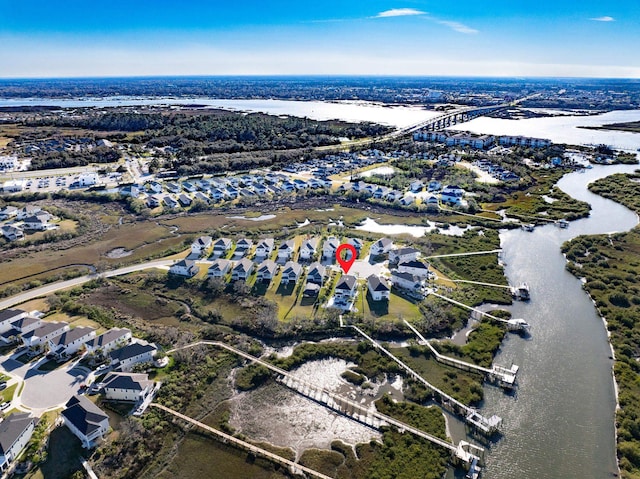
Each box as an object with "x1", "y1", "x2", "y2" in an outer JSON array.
[
  {"x1": 0, "y1": 402, "x2": 10, "y2": 411},
  {"x1": 0, "y1": 382, "x2": 6, "y2": 391}
]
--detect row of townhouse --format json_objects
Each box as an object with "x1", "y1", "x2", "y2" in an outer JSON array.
[{"x1": 338, "y1": 180, "x2": 465, "y2": 207}]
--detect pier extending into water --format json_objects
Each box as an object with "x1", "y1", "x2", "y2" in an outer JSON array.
[
  {"x1": 165, "y1": 340, "x2": 484, "y2": 472},
  {"x1": 340, "y1": 319, "x2": 502, "y2": 436},
  {"x1": 402, "y1": 320, "x2": 518, "y2": 389}
]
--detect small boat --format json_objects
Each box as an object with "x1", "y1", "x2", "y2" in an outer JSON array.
[
  {"x1": 511, "y1": 282, "x2": 530, "y2": 301},
  {"x1": 556, "y1": 219, "x2": 569, "y2": 228},
  {"x1": 507, "y1": 318, "x2": 530, "y2": 332},
  {"x1": 522, "y1": 223, "x2": 534, "y2": 232}
]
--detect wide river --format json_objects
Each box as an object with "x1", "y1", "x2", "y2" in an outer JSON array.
[{"x1": 4, "y1": 96, "x2": 640, "y2": 477}]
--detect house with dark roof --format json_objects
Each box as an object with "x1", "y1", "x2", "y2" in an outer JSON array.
[
  {"x1": 367, "y1": 275, "x2": 391, "y2": 301},
  {"x1": 398, "y1": 260, "x2": 430, "y2": 278},
  {"x1": 47, "y1": 326, "x2": 96, "y2": 358},
  {"x1": 61, "y1": 396, "x2": 110, "y2": 448},
  {"x1": 169, "y1": 259, "x2": 200, "y2": 278},
  {"x1": 1, "y1": 225, "x2": 24, "y2": 242},
  {"x1": 85, "y1": 328, "x2": 132, "y2": 356},
  {"x1": 0, "y1": 413, "x2": 35, "y2": 472},
  {"x1": 256, "y1": 260, "x2": 278, "y2": 282},
  {"x1": 109, "y1": 341, "x2": 157, "y2": 372},
  {"x1": 102, "y1": 372, "x2": 154, "y2": 402},
  {"x1": 334, "y1": 275, "x2": 358, "y2": 304},
  {"x1": 21, "y1": 321, "x2": 69, "y2": 350},
  {"x1": 390, "y1": 270, "x2": 425, "y2": 293},
  {"x1": 0, "y1": 309, "x2": 27, "y2": 334},
  {"x1": 389, "y1": 247, "x2": 421, "y2": 264}
]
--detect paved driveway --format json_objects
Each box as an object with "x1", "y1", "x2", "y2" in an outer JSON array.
[{"x1": 21, "y1": 364, "x2": 89, "y2": 410}]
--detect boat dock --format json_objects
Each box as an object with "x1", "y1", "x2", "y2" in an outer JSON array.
[
  {"x1": 341, "y1": 319, "x2": 503, "y2": 436},
  {"x1": 166, "y1": 340, "x2": 484, "y2": 473},
  {"x1": 402, "y1": 319, "x2": 518, "y2": 389},
  {"x1": 428, "y1": 291, "x2": 530, "y2": 333}
]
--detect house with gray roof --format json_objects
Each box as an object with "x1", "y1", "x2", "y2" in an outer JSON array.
[
  {"x1": 61, "y1": 395, "x2": 109, "y2": 448},
  {"x1": 85, "y1": 328, "x2": 132, "y2": 356},
  {"x1": 0, "y1": 413, "x2": 35, "y2": 472},
  {"x1": 102, "y1": 372, "x2": 154, "y2": 402},
  {"x1": 47, "y1": 326, "x2": 96, "y2": 358},
  {"x1": 109, "y1": 341, "x2": 157, "y2": 372}
]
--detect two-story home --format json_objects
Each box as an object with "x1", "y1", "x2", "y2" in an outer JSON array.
[
  {"x1": 231, "y1": 258, "x2": 254, "y2": 281},
  {"x1": 370, "y1": 238, "x2": 394, "y2": 256},
  {"x1": 0, "y1": 206, "x2": 18, "y2": 220},
  {"x1": 389, "y1": 247, "x2": 421, "y2": 264},
  {"x1": 102, "y1": 372, "x2": 154, "y2": 402},
  {"x1": 62, "y1": 395, "x2": 110, "y2": 448},
  {"x1": 109, "y1": 341, "x2": 157, "y2": 372},
  {"x1": 169, "y1": 259, "x2": 200, "y2": 278},
  {"x1": 367, "y1": 275, "x2": 391, "y2": 301},
  {"x1": 299, "y1": 238, "x2": 319, "y2": 261},
  {"x1": 346, "y1": 238, "x2": 364, "y2": 255},
  {"x1": 162, "y1": 196, "x2": 178, "y2": 209},
  {"x1": 22, "y1": 321, "x2": 70, "y2": 351},
  {"x1": 22, "y1": 213, "x2": 54, "y2": 231},
  {"x1": 277, "y1": 240, "x2": 295, "y2": 261},
  {"x1": 1, "y1": 225, "x2": 24, "y2": 242},
  {"x1": 212, "y1": 237, "x2": 233, "y2": 256},
  {"x1": 0, "y1": 309, "x2": 27, "y2": 334},
  {"x1": 253, "y1": 238, "x2": 273, "y2": 258},
  {"x1": 280, "y1": 262, "x2": 302, "y2": 285},
  {"x1": 207, "y1": 259, "x2": 232, "y2": 278},
  {"x1": 235, "y1": 238, "x2": 254, "y2": 257},
  {"x1": 1, "y1": 316, "x2": 41, "y2": 345},
  {"x1": 16, "y1": 206, "x2": 41, "y2": 221},
  {"x1": 47, "y1": 327, "x2": 96, "y2": 359},
  {"x1": 256, "y1": 260, "x2": 278, "y2": 283},
  {"x1": 306, "y1": 262, "x2": 327, "y2": 285},
  {"x1": 191, "y1": 236, "x2": 213, "y2": 257},
  {"x1": 398, "y1": 260, "x2": 430, "y2": 278},
  {"x1": 440, "y1": 185, "x2": 465, "y2": 205},
  {"x1": 410, "y1": 180, "x2": 424, "y2": 193},
  {"x1": 334, "y1": 275, "x2": 358, "y2": 304},
  {"x1": 391, "y1": 270, "x2": 424, "y2": 293},
  {"x1": 0, "y1": 413, "x2": 35, "y2": 473},
  {"x1": 85, "y1": 328, "x2": 132, "y2": 357},
  {"x1": 322, "y1": 236, "x2": 340, "y2": 260}
]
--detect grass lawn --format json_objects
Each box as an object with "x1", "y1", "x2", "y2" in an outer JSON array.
[
  {"x1": 360, "y1": 291, "x2": 422, "y2": 322},
  {"x1": 42, "y1": 312, "x2": 104, "y2": 332},
  {"x1": 24, "y1": 426, "x2": 87, "y2": 479},
  {"x1": 1, "y1": 383, "x2": 17, "y2": 402}
]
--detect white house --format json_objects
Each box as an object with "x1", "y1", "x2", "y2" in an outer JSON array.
[
  {"x1": 109, "y1": 341, "x2": 157, "y2": 372},
  {"x1": 440, "y1": 185, "x2": 465, "y2": 205},
  {"x1": 334, "y1": 275, "x2": 358, "y2": 304},
  {"x1": 232, "y1": 258, "x2": 254, "y2": 280},
  {"x1": 0, "y1": 206, "x2": 18, "y2": 220},
  {"x1": 389, "y1": 247, "x2": 421, "y2": 264},
  {"x1": 410, "y1": 180, "x2": 424, "y2": 193},
  {"x1": 346, "y1": 238, "x2": 364, "y2": 254},
  {"x1": 16, "y1": 206, "x2": 41, "y2": 220},
  {"x1": 254, "y1": 238, "x2": 273, "y2": 257},
  {"x1": 398, "y1": 260, "x2": 430, "y2": 278},
  {"x1": 280, "y1": 261, "x2": 302, "y2": 284},
  {"x1": 235, "y1": 238, "x2": 254, "y2": 256},
  {"x1": 21, "y1": 321, "x2": 70, "y2": 350},
  {"x1": 0, "y1": 413, "x2": 35, "y2": 472},
  {"x1": 102, "y1": 372, "x2": 154, "y2": 402},
  {"x1": 391, "y1": 270, "x2": 424, "y2": 292},
  {"x1": 22, "y1": 213, "x2": 55, "y2": 231},
  {"x1": 370, "y1": 238, "x2": 394, "y2": 256},
  {"x1": 8, "y1": 316, "x2": 41, "y2": 335},
  {"x1": 299, "y1": 237, "x2": 319, "y2": 261},
  {"x1": 256, "y1": 260, "x2": 278, "y2": 282},
  {"x1": 61, "y1": 395, "x2": 110, "y2": 448},
  {"x1": 191, "y1": 236, "x2": 213, "y2": 257},
  {"x1": 212, "y1": 237, "x2": 233, "y2": 255},
  {"x1": 169, "y1": 259, "x2": 200, "y2": 278},
  {"x1": 322, "y1": 236, "x2": 340, "y2": 260},
  {"x1": 85, "y1": 328, "x2": 132, "y2": 357},
  {"x1": 207, "y1": 259, "x2": 232, "y2": 278},
  {"x1": 306, "y1": 262, "x2": 327, "y2": 285},
  {"x1": 77, "y1": 172, "x2": 98, "y2": 187},
  {"x1": 0, "y1": 309, "x2": 27, "y2": 334},
  {"x1": 277, "y1": 240, "x2": 295, "y2": 261},
  {"x1": 367, "y1": 275, "x2": 391, "y2": 301},
  {"x1": 47, "y1": 326, "x2": 96, "y2": 358}
]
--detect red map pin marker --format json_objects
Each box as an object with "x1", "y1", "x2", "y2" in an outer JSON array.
[{"x1": 336, "y1": 244, "x2": 357, "y2": 274}]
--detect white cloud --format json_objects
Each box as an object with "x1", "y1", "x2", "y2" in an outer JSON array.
[
  {"x1": 375, "y1": 8, "x2": 426, "y2": 18},
  {"x1": 590, "y1": 16, "x2": 615, "y2": 22},
  {"x1": 438, "y1": 20, "x2": 479, "y2": 34}
]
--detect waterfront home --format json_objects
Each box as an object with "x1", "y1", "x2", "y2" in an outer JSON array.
[
  {"x1": 389, "y1": 247, "x2": 421, "y2": 264},
  {"x1": 367, "y1": 275, "x2": 391, "y2": 301},
  {"x1": 102, "y1": 372, "x2": 153, "y2": 402},
  {"x1": 306, "y1": 262, "x2": 327, "y2": 285},
  {"x1": 191, "y1": 236, "x2": 213, "y2": 257},
  {"x1": 280, "y1": 261, "x2": 302, "y2": 284},
  {"x1": 1, "y1": 224, "x2": 24, "y2": 242},
  {"x1": 22, "y1": 321, "x2": 70, "y2": 350},
  {"x1": 22, "y1": 213, "x2": 54, "y2": 231},
  {"x1": 212, "y1": 237, "x2": 233, "y2": 256},
  {"x1": 85, "y1": 328, "x2": 132, "y2": 357},
  {"x1": 391, "y1": 270, "x2": 424, "y2": 292},
  {"x1": 426, "y1": 195, "x2": 439, "y2": 207},
  {"x1": 398, "y1": 260, "x2": 430, "y2": 278},
  {"x1": 169, "y1": 259, "x2": 199, "y2": 278},
  {"x1": 299, "y1": 237, "x2": 319, "y2": 261},
  {"x1": 109, "y1": 341, "x2": 157, "y2": 372},
  {"x1": 207, "y1": 259, "x2": 232, "y2": 278},
  {"x1": 440, "y1": 185, "x2": 465, "y2": 205},
  {"x1": 62, "y1": 395, "x2": 110, "y2": 448},
  {"x1": 400, "y1": 195, "x2": 415, "y2": 206},
  {"x1": 16, "y1": 206, "x2": 42, "y2": 220},
  {"x1": 254, "y1": 238, "x2": 274, "y2": 257},
  {"x1": 0, "y1": 413, "x2": 35, "y2": 473},
  {"x1": 256, "y1": 260, "x2": 278, "y2": 282},
  {"x1": 47, "y1": 326, "x2": 96, "y2": 359},
  {"x1": 370, "y1": 237, "x2": 394, "y2": 256},
  {"x1": 277, "y1": 240, "x2": 295, "y2": 261},
  {"x1": 322, "y1": 236, "x2": 340, "y2": 260},
  {"x1": 232, "y1": 258, "x2": 254, "y2": 280},
  {"x1": 334, "y1": 275, "x2": 358, "y2": 304}
]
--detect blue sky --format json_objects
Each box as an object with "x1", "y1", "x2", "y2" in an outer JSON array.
[{"x1": 0, "y1": 0, "x2": 638, "y2": 78}]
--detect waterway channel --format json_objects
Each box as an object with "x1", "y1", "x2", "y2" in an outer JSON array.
[{"x1": 480, "y1": 163, "x2": 639, "y2": 479}]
